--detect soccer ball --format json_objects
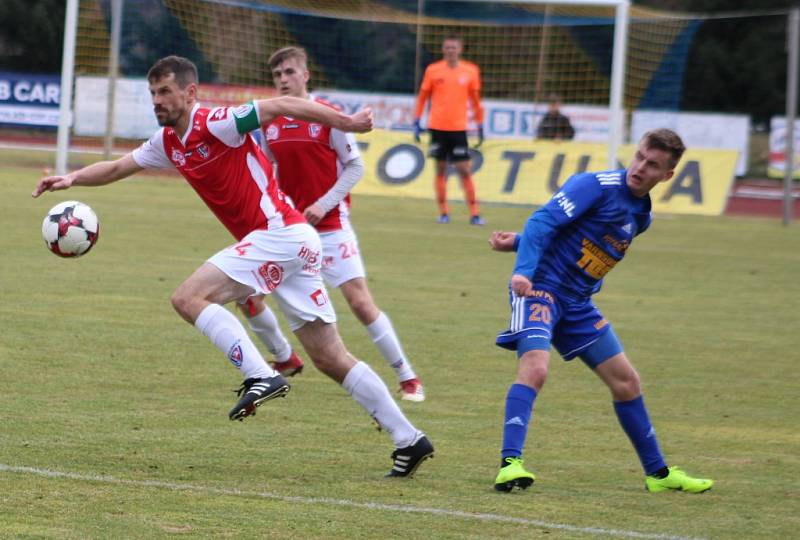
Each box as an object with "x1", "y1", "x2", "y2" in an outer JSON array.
[{"x1": 41, "y1": 201, "x2": 100, "y2": 258}]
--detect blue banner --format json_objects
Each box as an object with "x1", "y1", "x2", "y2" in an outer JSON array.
[{"x1": 0, "y1": 71, "x2": 60, "y2": 127}]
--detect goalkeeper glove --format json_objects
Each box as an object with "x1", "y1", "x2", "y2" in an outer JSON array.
[
  {"x1": 475, "y1": 124, "x2": 484, "y2": 148},
  {"x1": 413, "y1": 119, "x2": 422, "y2": 143}
]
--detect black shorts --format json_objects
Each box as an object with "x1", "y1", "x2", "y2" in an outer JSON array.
[{"x1": 428, "y1": 129, "x2": 470, "y2": 162}]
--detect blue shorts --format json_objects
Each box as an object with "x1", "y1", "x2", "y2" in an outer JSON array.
[{"x1": 495, "y1": 287, "x2": 623, "y2": 369}]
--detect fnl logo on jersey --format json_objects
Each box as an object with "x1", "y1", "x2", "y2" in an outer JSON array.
[{"x1": 308, "y1": 124, "x2": 322, "y2": 138}]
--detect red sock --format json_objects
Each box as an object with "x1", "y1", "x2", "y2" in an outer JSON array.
[
  {"x1": 462, "y1": 175, "x2": 479, "y2": 216},
  {"x1": 435, "y1": 174, "x2": 448, "y2": 215}
]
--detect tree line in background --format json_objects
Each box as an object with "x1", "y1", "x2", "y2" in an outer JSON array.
[{"x1": 0, "y1": 0, "x2": 798, "y2": 124}]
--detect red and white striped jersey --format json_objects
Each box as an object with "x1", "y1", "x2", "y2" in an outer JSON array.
[
  {"x1": 262, "y1": 97, "x2": 360, "y2": 233},
  {"x1": 132, "y1": 103, "x2": 303, "y2": 241}
]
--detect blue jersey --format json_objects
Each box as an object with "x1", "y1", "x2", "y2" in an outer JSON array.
[{"x1": 514, "y1": 169, "x2": 652, "y2": 299}]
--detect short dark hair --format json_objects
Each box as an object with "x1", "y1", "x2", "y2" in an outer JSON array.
[
  {"x1": 641, "y1": 128, "x2": 686, "y2": 169},
  {"x1": 147, "y1": 56, "x2": 198, "y2": 88},
  {"x1": 268, "y1": 46, "x2": 308, "y2": 70}
]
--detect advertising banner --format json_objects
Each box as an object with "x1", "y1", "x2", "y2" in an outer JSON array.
[
  {"x1": 0, "y1": 71, "x2": 60, "y2": 127},
  {"x1": 74, "y1": 76, "x2": 276, "y2": 139},
  {"x1": 632, "y1": 110, "x2": 750, "y2": 176},
  {"x1": 315, "y1": 88, "x2": 610, "y2": 142},
  {"x1": 768, "y1": 117, "x2": 800, "y2": 179},
  {"x1": 354, "y1": 129, "x2": 738, "y2": 216}
]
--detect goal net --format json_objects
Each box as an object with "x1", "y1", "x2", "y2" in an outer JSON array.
[{"x1": 62, "y1": 0, "x2": 706, "y2": 206}]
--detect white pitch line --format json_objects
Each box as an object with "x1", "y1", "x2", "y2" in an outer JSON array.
[{"x1": 0, "y1": 463, "x2": 702, "y2": 540}]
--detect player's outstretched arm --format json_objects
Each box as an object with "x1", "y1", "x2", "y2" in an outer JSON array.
[
  {"x1": 32, "y1": 154, "x2": 142, "y2": 198},
  {"x1": 489, "y1": 231, "x2": 518, "y2": 252},
  {"x1": 256, "y1": 97, "x2": 373, "y2": 133}
]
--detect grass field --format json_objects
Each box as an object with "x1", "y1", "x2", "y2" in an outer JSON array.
[{"x1": 1, "y1": 157, "x2": 799, "y2": 539}]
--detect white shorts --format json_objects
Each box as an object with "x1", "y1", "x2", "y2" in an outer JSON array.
[
  {"x1": 207, "y1": 224, "x2": 336, "y2": 331},
  {"x1": 319, "y1": 228, "x2": 366, "y2": 288}
]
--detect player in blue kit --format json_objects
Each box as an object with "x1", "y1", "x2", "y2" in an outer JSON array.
[{"x1": 490, "y1": 129, "x2": 713, "y2": 494}]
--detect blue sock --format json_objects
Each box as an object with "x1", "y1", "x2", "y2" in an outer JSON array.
[
  {"x1": 613, "y1": 395, "x2": 667, "y2": 475},
  {"x1": 501, "y1": 383, "x2": 537, "y2": 460}
]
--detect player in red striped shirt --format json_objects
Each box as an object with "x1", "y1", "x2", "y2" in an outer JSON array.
[
  {"x1": 239, "y1": 46, "x2": 425, "y2": 402},
  {"x1": 32, "y1": 56, "x2": 434, "y2": 477}
]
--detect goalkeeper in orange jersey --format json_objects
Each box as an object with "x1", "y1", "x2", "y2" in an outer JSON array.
[{"x1": 414, "y1": 36, "x2": 485, "y2": 225}]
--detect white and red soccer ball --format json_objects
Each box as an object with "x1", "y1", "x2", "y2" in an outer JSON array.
[{"x1": 41, "y1": 201, "x2": 100, "y2": 258}]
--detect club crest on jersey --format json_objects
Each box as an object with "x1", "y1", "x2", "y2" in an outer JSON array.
[
  {"x1": 266, "y1": 124, "x2": 279, "y2": 141},
  {"x1": 308, "y1": 123, "x2": 322, "y2": 138},
  {"x1": 228, "y1": 341, "x2": 243, "y2": 367},
  {"x1": 233, "y1": 104, "x2": 253, "y2": 119},
  {"x1": 258, "y1": 261, "x2": 284, "y2": 291},
  {"x1": 197, "y1": 144, "x2": 210, "y2": 159},
  {"x1": 171, "y1": 148, "x2": 186, "y2": 166}
]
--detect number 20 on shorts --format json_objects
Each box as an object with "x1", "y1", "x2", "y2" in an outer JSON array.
[{"x1": 529, "y1": 304, "x2": 552, "y2": 324}]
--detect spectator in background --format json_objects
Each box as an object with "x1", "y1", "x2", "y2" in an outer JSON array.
[
  {"x1": 536, "y1": 94, "x2": 575, "y2": 141},
  {"x1": 414, "y1": 36, "x2": 485, "y2": 226}
]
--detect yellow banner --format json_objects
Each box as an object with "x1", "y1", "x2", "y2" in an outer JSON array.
[{"x1": 354, "y1": 129, "x2": 739, "y2": 216}]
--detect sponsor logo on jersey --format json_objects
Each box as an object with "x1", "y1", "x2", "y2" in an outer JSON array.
[
  {"x1": 210, "y1": 108, "x2": 228, "y2": 121},
  {"x1": 266, "y1": 124, "x2": 279, "y2": 141},
  {"x1": 458, "y1": 75, "x2": 469, "y2": 85},
  {"x1": 553, "y1": 190, "x2": 576, "y2": 217},
  {"x1": 622, "y1": 222, "x2": 633, "y2": 234},
  {"x1": 233, "y1": 104, "x2": 253, "y2": 119},
  {"x1": 528, "y1": 289, "x2": 554, "y2": 303},
  {"x1": 197, "y1": 144, "x2": 210, "y2": 159},
  {"x1": 228, "y1": 341, "x2": 243, "y2": 367},
  {"x1": 283, "y1": 123, "x2": 299, "y2": 129},
  {"x1": 297, "y1": 245, "x2": 319, "y2": 264},
  {"x1": 602, "y1": 234, "x2": 630, "y2": 254},
  {"x1": 258, "y1": 261, "x2": 284, "y2": 291},
  {"x1": 308, "y1": 123, "x2": 322, "y2": 138},
  {"x1": 577, "y1": 238, "x2": 617, "y2": 279},
  {"x1": 171, "y1": 148, "x2": 186, "y2": 167}
]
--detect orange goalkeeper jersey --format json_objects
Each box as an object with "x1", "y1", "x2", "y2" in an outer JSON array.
[{"x1": 414, "y1": 59, "x2": 483, "y2": 131}]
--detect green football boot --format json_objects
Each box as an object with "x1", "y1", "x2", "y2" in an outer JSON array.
[
  {"x1": 645, "y1": 466, "x2": 713, "y2": 493},
  {"x1": 494, "y1": 457, "x2": 536, "y2": 492}
]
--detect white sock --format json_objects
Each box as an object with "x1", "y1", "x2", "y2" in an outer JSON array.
[
  {"x1": 246, "y1": 303, "x2": 292, "y2": 362},
  {"x1": 195, "y1": 304, "x2": 277, "y2": 380},
  {"x1": 342, "y1": 361, "x2": 421, "y2": 448},
  {"x1": 366, "y1": 312, "x2": 416, "y2": 382}
]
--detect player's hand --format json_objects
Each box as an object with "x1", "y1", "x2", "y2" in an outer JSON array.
[
  {"x1": 32, "y1": 174, "x2": 73, "y2": 198},
  {"x1": 303, "y1": 203, "x2": 325, "y2": 226},
  {"x1": 413, "y1": 119, "x2": 422, "y2": 143},
  {"x1": 475, "y1": 124, "x2": 484, "y2": 148},
  {"x1": 489, "y1": 231, "x2": 517, "y2": 252},
  {"x1": 510, "y1": 274, "x2": 534, "y2": 297},
  {"x1": 346, "y1": 108, "x2": 373, "y2": 133}
]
